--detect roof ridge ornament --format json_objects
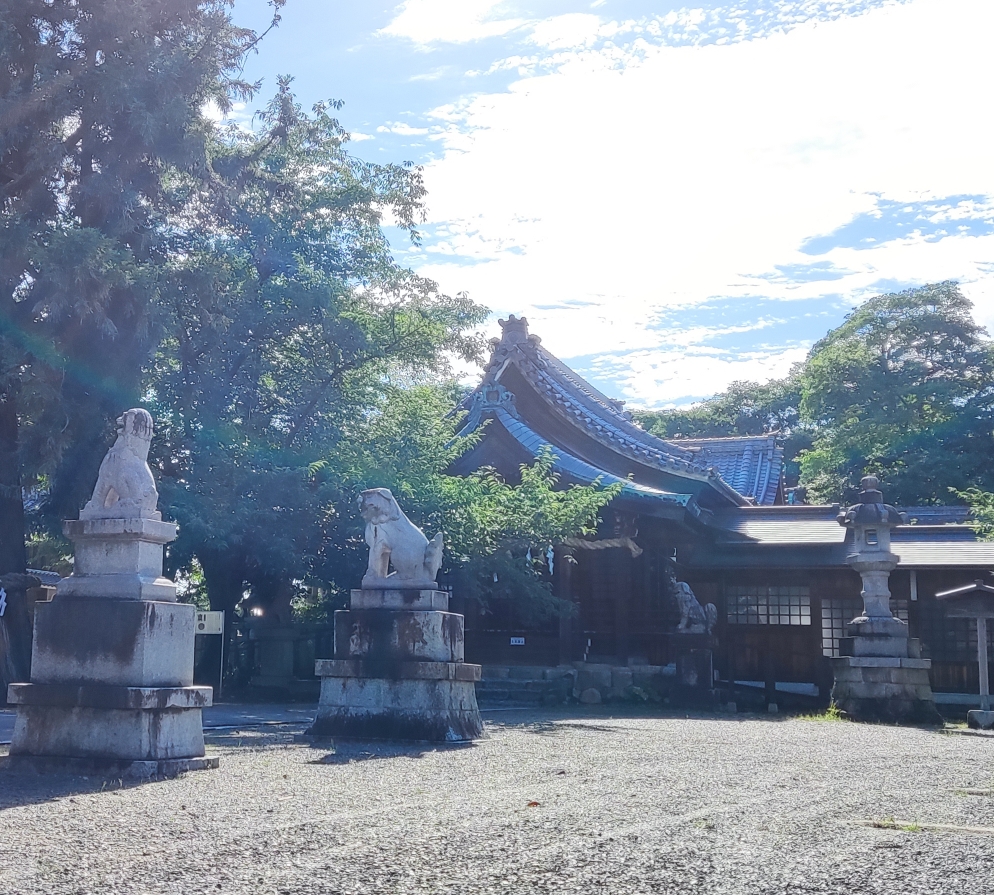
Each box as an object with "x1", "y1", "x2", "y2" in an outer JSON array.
[{"x1": 498, "y1": 314, "x2": 530, "y2": 344}]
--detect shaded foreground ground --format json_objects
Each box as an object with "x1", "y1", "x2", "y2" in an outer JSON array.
[{"x1": 1, "y1": 708, "x2": 993, "y2": 894}]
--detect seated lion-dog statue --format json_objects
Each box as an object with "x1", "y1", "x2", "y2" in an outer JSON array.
[{"x1": 358, "y1": 488, "x2": 444, "y2": 589}]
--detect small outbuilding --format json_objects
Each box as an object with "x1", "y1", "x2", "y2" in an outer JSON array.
[{"x1": 935, "y1": 580, "x2": 994, "y2": 728}]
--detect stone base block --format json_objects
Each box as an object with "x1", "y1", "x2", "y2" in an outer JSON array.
[
  {"x1": 59, "y1": 518, "x2": 178, "y2": 601},
  {"x1": 32, "y1": 598, "x2": 195, "y2": 687},
  {"x1": 831, "y1": 656, "x2": 942, "y2": 725},
  {"x1": 9, "y1": 702, "x2": 208, "y2": 761},
  {"x1": 967, "y1": 710, "x2": 994, "y2": 730},
  {"x1": 335, "y1": 609, "x2": 465, "y2": 663},
  {"x1": 311, "y1": 676, "x2": 483, "y2": 742},
  {"x1": 361, "y1": 576, "x2": 438, "y2": 592},
  {"x1": 315, "y1": 659, "x2": 481, "y2": 682},
  {"x1": 8, "y1": 682, "x2": 211, "y2": 710},
  {"x1": 350, "y1": 589, "x2": 449, "y2": 610},
  {"x1": 2, "y1": 754, "x2": 218, "y2": 779},
  {"x1": 57, "y1": 573, "x2": 177, "y2": 602},
  {"x1": 847, "y1": 616, "x2": 908, "y2": 637}
]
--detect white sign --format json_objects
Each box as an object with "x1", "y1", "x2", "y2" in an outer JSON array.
[
  {"x1": 0, "y1": 587, "x2": 6, "y2": 618},
  {"x1": 509, "y1": 636, "x2": 525, "y2": 646},
  {"x1": 195, "y1": 610, "x2": 223, "y2": 635}
]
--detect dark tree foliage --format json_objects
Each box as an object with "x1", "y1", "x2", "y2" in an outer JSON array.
[
  {"x1": 634, "y1": 375, "x2": 810, "y2": 487},
  {"x1": 0, "y1": 0, "x2": 260, "y2": 521},
  {"x1": 0, "y1": 0, "x2": 261, "y2": 687},
  {"x1": 798, "y1": 282, "x2": 994, "y2": 504}
]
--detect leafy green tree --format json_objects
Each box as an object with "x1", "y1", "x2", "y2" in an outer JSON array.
[
  {"x1": 636, "y1": 377, "x2": 801, "y2": 439},
  {"x1": 330, "y1": 385, "x2": 621, "y2": 624},
  {"x1": 958, "y1": 489, "x2": 994, "y2": 541},
  {"x1": 150, "y1": 84, "x2": 486, "y2": 622},
  {"x1": 798, "y1": 282, "x2": 994, "y2": 504}
]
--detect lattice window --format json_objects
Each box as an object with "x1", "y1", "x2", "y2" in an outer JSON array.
[
  {"x1": 916, "y1": 602, "x2": 994, "y2": 662},
  {"x1": 821, "y1": 597, "x2": 909, "y2": 657},
  {"x1": 726, "y1": 586, "x2": 811, "y2": 626}
]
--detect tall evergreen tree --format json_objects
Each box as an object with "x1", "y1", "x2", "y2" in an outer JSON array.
[{"x1": 0, "y1": 0, "x2": 262, "y2": 687}]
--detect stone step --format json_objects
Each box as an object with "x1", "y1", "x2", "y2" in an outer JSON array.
[{"x1": 476, "y1": 677, "x2": 572, "y2": 706}]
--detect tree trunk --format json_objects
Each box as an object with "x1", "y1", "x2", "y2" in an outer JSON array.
[
  {"x1": 0, "y1": 384, "x2": 29, "y2": 698},
  {"x1": 200, "y1": 548, "x2": 246, "y2": 685}
]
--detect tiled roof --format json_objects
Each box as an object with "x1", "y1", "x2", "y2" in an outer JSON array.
[
  {"x1": 489, "y1": 408, "x2": 693, "y2": 510},
  {"x1": 900, "y1": 506, "x2": 972, "y2": 525},
  {"x1": 890, "y1": 533, "x2": 994, "y2": 567},
  {"x1": 710, "y1": 506, "x2": 845, "y2": 544},
  {"x1": 461, "y1": 316, "x2": 771, "y2": 507},
  {"x1": 672, "y1": 435, "x2": 783, "y2": 506},
  {"x1": 689, "y1": 517, "x2": 994, "y2": 568}
]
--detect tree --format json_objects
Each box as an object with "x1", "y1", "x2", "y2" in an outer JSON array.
[
  {"x1": 635, "y1": 282, "x2": 994, "y2": 506},
  {"x1": 150, "y1": 83, "x2": 487, "y2": 626},
  {"x1": 634, "y1": 375, "x2": 810, "y2": 487},
  {"x1": 0, "y1": 0, "x2": 260, "y2": 689},
  {"x1": 636, "y1": 377, "x2": 801, "y2": 439},
  {"x1": 328, "y1": 385, "x2": 621, "y2": 624},
  {"x1": 798, "y1": 282, "x2": 994, "y2": 504}
]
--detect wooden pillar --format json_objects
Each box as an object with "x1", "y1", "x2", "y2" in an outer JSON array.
[
  {"x1": 555, "y1": 546, "x2": 574, "y2": 666},
  {"x1": 613, "y1": 548, "x2": 632, "y2": 662},
  {"x1": 978, "y1": 616, "x2": 990, "y2": 713},
  {"x1": 764, "y1": 641, "x2": 777, "y2": 708}
]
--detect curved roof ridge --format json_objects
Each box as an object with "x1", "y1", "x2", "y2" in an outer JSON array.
[
  {"x1": 490, "y1": 408, "x2": 693, "y2": 508},
  {"x1": 517, "y1": 362, "x2": 710, "y2": 476},
  {"x1": 536, "y1": 346, "x2": 629, "y2": 415},
  {"x1": 468, "y1": 315, "x2": 757, "y2": 507},
  {"x1": 534, "y1": 345, "x2": 698, "y2": 459},
  {"x1": 674, "y1": 433, "x2": 780, "y2": 444}
]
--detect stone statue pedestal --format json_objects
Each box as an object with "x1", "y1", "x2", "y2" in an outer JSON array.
[
  {"x1": 6, "y1": 517, "x2": 216, "y2": 777},
  {"x1": 308, "y1": 588, "x2": 483, "y2": 742},
  {"x1": 56, "y1": 518, "x2": 180, "y2": 600},
  {"x1": 831, "y1": 617, "x2": 940, "y2": 725}
]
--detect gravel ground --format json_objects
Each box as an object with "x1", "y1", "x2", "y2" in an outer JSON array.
[{"x1": 1, "y1": 709, "x2": 993, "y2": 894}]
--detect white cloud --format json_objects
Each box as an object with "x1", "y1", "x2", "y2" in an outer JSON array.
[
  {"x1": 527, "y1": 14, "x2": 607, "y2": 49},
  {"x1": 606, "y1": 344, "x2": 811, "y2": 406},
  {"x1": 377, "y1": 122, "x2": 432, "y2": 135},
  {"x1": 407, "y1": 0, "x2": 994, "y2": 405},
  {"x1": 379, "y1": 0, "x2": 527, "y2": 45}
]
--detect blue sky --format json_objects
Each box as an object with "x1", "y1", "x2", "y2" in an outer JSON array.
[{"x1": 231, "y1": 0, "x2": 994, "y2": 407}]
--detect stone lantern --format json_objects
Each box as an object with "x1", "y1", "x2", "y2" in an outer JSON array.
[{"x1": 831, "y1": 476, "x2": 941, "y2": 724}]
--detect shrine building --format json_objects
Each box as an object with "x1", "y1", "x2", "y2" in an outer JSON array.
[{"x1": 449, "y1": 315, "x2": 994, "y2": 704}]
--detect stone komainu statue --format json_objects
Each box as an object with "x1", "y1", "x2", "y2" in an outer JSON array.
[
  {"x1": 675, "y1": 581, "x2": 718, "y2": 635},
  {"x1": 359, "y1": 488, "x2": 444, "y2": 589},
  {"x1": 81, "y1": 408, "x2": 161, "y2": 521}
]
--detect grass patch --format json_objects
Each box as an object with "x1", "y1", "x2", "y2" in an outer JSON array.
[
  {"x1": 797, "y1": 703, "x2": 847, "y2": 722},
  {"x1": 869, "y1": 817, "x2": 921, "y2": 832}
]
